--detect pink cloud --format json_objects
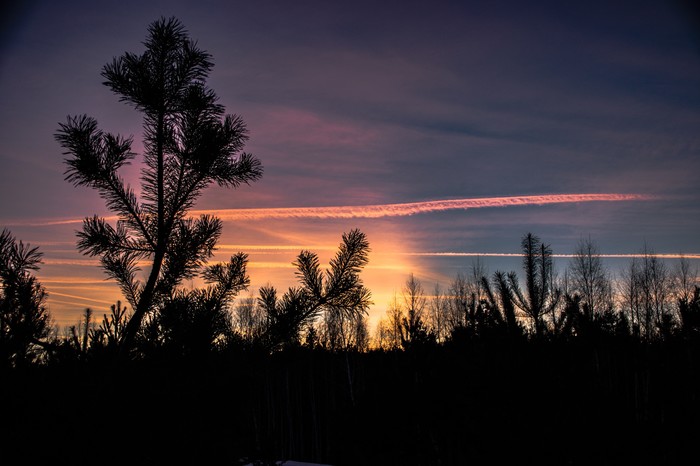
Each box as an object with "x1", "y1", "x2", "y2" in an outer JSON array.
[
  {"x1": 248, "y1": 105, "x2": 378, "y2": 150},
  {"x1": 194, "y1": 193, "x2": 654, "y2": 221}
]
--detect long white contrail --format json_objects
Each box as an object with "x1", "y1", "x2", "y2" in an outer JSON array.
[
  {"x1": 193, "y1": 193, "x2": 653, "y2": 221},
  {"x1": 5, "y1": 193, "x2": 653, "y2": 226},
  {"x1": 404, "y1": 252, "x2": 700, "y2": 259}
]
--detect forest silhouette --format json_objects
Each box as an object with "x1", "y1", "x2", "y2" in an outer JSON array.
[{"x1": 2, "y1": 17, "x2": 699, "y2": 466}]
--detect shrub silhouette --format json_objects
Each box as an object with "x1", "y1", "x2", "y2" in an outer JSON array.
[
  {"x1": 259, "y1": 229, "x2": 372, "y2": 351},
  {"x1": 0, "y1": 229, "x2": 51, "y2": 366}
]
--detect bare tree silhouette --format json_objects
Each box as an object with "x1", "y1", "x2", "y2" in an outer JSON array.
[
  {"x1": 55, "y1": 17, "x2": 262, "y2": 353},
  {"x1": 678, "y1": 286, "x2": 700, "y2": 336},
  {"x1": 379, "y1": 293, "x2": 405, "y2": 350},
  {"x1": 672, "y1": 256, "x2": 698, "y2": 323},
  {"x1": 317, "y1": 307, "x2": 370, "y2": 351},
  {"x1": 232, "y1": 294, "x2": 266, "y2": 344},
  {"x1": 568, "y1": 236, "x2": 614, "y2": 318},
  {"x1": 427, "y1": 283, "x2": 449, "y2": 343},
  {"x1": 398, "y1": 273, "x2": 434, "y2": 349},
  {"x1": 619, "y1": 246, "x2": 674, "y2": 339}
]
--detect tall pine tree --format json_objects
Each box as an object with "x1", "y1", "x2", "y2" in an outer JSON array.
[{"x1": 56, "y1": 17, "x2": 262, "y2": 352}]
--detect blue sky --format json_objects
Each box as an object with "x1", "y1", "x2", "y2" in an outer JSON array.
[{"x1": 1, "y1": 0, "x2": 699, "y2": 326}]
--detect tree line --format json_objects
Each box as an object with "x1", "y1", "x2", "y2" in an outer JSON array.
[
  {"x1": 373, "y1": 234, "x2": 700, "y2": 350},
  {"x1": 2, "y1": 224, "x2": 699, "y2": 366}
]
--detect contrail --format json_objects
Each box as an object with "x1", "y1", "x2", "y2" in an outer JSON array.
[
  {"x1": 5, "y1": 193, "x2": 653, "y2": 226},
  {"x1": 405, "y1": 252, "x2": 700, "y2": 260},
  {"x1": 193, "y1": 193, "x2": 653, "y2": 221},
  {"x1": 48, "y1": 291, "x2": 117, "y2": 306}
]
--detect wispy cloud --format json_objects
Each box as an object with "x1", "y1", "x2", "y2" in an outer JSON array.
[
  {"x1": 195, "y1": 193, "x2": 654, "y2": 221},
  {"x1": 48, "y1": 291, "x2": 117, "y2": 306},
  {"x1": 216, "y1": 244, "x2": 337, "y2": 251},
  {"x1": 405, "y1": 252, "x2": 700, "y2": 259}
]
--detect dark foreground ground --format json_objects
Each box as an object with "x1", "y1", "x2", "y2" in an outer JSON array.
[{"x1": 2, "y1": 339, "x2": 699, "y2": 465}]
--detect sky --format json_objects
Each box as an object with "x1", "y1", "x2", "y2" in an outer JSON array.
[{"x1": 1, "y1": 0, "x2": 699, "y2": 328}]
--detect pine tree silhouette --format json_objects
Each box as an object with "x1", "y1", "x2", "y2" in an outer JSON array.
[{"x1": 55, "y1": 17, "x2": 262, "y2": 353}]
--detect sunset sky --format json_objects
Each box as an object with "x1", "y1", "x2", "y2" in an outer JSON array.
[{"x1": 1, "y1": 0, "x2": 699, "y2": 328}]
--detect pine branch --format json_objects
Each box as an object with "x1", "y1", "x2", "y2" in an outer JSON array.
[
  {"x1": 153, "y1": 215, "x2": 222, "y2": 298},
  {"x1": 76, "y1": 216, "x2": 150, "y2": 257},
  {"x1": 294, "y1": 251, "x2": 324, "y2": 300},
  {"x1": 507, "y1": 271, "x2": 530, "y2": 316}
]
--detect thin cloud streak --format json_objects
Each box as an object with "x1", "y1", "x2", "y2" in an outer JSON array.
[
  {"x1": 40, "y1": 279, "x2": 110, "y2": 284},
  {"x1": 48, "y1": 291, "x2": 117, "y2": 306},
  {"x1": 407, "y1": 252, "x2": 700, "y2": 259},
  {"x1": 194, "y1": 193, "x2": 653, "y2": 220},
  {"x1": 216, "y1": 244, "x2": 337, "y2": 251}
]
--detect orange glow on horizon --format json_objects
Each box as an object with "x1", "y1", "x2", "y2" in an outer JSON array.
[{"x1": 11, "y1": 192, "x2": 676, "y2": 328}]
